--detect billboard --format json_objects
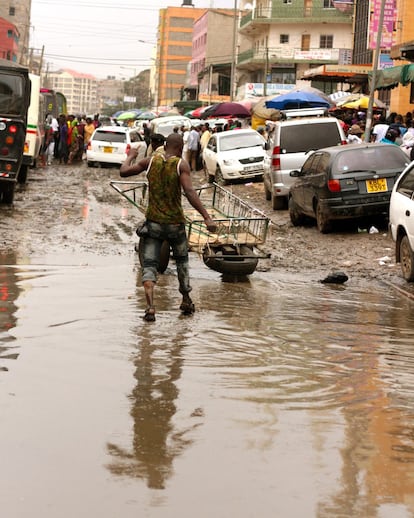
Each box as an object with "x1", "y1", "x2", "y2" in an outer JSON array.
[{"x1": 368, "y1": 0, "x2": 397, "y2": 50}]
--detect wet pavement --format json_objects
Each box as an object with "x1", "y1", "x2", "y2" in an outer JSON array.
[{"x1": 1, "y1": 247, "x2": 414, "y2": 517}]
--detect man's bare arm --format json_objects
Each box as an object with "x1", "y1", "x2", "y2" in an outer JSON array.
[
  {"x1": 120, "y1": 148, "x2": 151, "y2": 177},
  {"x1": 179, "y1": 160, "x2": 217, "y2": 232}
]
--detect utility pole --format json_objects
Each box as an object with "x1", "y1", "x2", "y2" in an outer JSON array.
[
  {"x1": 263, "y1": 47, "x2": 269, "y2": 97},
  {"x1": 230, "y1": 0, "x2": 238, "y2": 101},
  {"x1": 364, "y1": 0, "x2": 387, "y2": 143}
]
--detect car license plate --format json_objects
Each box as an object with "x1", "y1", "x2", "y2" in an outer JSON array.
[
  {"x1": 103, "y1": 147, "x2": 113, "y2": 153},
  {"x1": 366, "y1": 178, "x2": 387, "y2": 193},
  {"x1": 244, "y1": 165, "x2": 263, "y2": 173}
]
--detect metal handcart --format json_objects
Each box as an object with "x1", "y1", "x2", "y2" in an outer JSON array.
[{"x1": 110, "y1": 180, "x2": 271, "y2": 275}]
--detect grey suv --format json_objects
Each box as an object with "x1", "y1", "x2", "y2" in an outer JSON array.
[{"x1": 264, "y1": 110, "x2": 347, "y2": 210}]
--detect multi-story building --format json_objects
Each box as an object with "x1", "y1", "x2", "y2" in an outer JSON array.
[
  {"x1": 0, "y1": 0, "x2": 31, "y2": 65},
  {"x1": 188, "y1": 9, "x2": 235, "y2": 104},
  {"x1": 0, "y1": 17, "x2": 19, "y2": 61},
  {"x1": 155, "y1": 4, "x2": 207, "y2": 109},
  {"x1": 389, "y1": 0, "x2": 414, "y2": 113},
  {"x1": 236, "y1": 0, "x2": 353, "y2": 96},
  {"x1": 97, "y1": 76, "x2": 125, "y2": 112},
  {"x1": 45, "y1": 69, "x2": 98, "y2": 115}
]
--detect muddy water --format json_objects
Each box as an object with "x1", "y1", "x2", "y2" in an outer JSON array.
[{"x1": 1, "y1": 251, "x2": 414, "y2": 518}]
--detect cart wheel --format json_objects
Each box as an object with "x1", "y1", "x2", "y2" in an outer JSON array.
[
  {"x1": 203, "y1": 245, "x2": 258, "y2": 276},
  {"x1": 137, "y1": 239, "x2": 170, "y2": 273}
]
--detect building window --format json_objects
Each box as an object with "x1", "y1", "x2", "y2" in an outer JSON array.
[
  {"x1": 9, "y1": 6, "x2": 15, "y2": 15},
  {"x1": 320, "y1": 35, "x2": 333, "y2": 48},
  {"x1": 323, "y1": 0, "x2": 334, "y2": 7},
  {"x1": 280, "y1": 34, "x2": 289, "y2": 44},
  {"x1": 283, "y1": 0, "x2": 292, "y2": 4}
]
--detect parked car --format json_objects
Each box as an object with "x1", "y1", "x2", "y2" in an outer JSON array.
[
  {"x1": 86, "y1": 126, "x2": 147, "y2": 167},
  {"x1": 264, "y1": 108, "x2": 347, "y2": 210},
  {"x1": 149, "y1": 115, "x2": 191, "y2": 137},
  {"x1": 202, "y1": 129, "x2": 270, "y2": 184},
  {"x1": 288, "y1": 143, "x2": 409, "y2": 233},
  {"x1": 389, "y1": 160, "x2": 414, "y2": 281}
]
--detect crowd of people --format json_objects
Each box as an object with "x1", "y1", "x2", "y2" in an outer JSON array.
[
  {"x1": 40, "y1": 113, "x2": 101, "y2": 166},
  {"x1": 333, "y1": 109, "x2": 414, "y2": 159}
]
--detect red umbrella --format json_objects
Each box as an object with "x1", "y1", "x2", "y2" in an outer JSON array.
[
  {"x1": 190, "y1": 105, "x2": 214, "y2": 118},
  {"x1": 203, "y1": 102, "x2": 251, "y2": 118}
]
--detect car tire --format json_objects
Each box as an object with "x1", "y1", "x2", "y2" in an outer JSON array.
[
  {"x1": 316, "y1": 202, "x2": 332, "y2": 233},
  {"x1": 18, "y1": 164, "x2": 28, "y2": 184},
  {"x1": 288, "y1": 197, "x2": 305, "y2": 226},
  {"x1": 87, "y1": 161, "x2": 94, "y2": 168},
  {"x1": 1, "y1": 183, "x2": 15, "y2": 204},
  {"x1": 271, "y1": 193, "x2": 286, "y2": 210},
  {"x1": 264, "y1": 183, "x2": 271, "y2": 201},
  {"x1": 215, "y1": 167, "x2": 227, "y2": 186},
  {"x1": 399, "y1": 234, "x2": 414, "y2": 281},
  {"x1": 137, "y1": 238, "x2": 170, "y2": 274}
]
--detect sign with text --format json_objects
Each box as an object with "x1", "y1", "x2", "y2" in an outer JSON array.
[{"x1": 368, "y1": 0, "x2": 397, "y2": 50}]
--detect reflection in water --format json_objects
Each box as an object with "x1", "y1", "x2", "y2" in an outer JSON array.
[
  {"x1": 106, "y1": 282, "x2": 201, "y2": 489},
  {"x1": 0, "y1": 254, "x2": 21, "y2": 372}
]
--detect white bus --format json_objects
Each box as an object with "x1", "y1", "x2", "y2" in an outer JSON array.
[{"x1": 21, "y1": 74, "x2": 45, "y2": 181}]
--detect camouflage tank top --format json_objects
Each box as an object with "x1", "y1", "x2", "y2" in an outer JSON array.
[{"x1": 145, "y1": 154, "x2": 185, "y2": 224}]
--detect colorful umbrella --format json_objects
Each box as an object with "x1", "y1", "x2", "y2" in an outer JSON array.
[
  {"x1": 265, "y1": 90, "x2": 331, "y2": 110},
  {"x1": 136, "y1": 111, "x2": 157, "y2": 120},
  {"x1": 116, "y1": 110, "x2": 141, "y2": 120},
  {"x1": 202, "y1": 102, "x2": 251, "y2": 118},
  {"x1": 337, "y1": 95, "x2": 386, "y2": 110}
]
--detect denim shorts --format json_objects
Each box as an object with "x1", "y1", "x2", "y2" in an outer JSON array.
[{"x1": 141, "y1": 220, "x2": 191, "y2": 292}]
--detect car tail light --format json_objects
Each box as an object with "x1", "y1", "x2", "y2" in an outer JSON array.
[
  {"x1": 8, "y1": 125, "x2": 17, "y2": 134},
  {"x1": 328, "y1": 179, "x2": 341, "y2": 192},
  {"x1": 1, "y1": 147, "x2": 9, "y2": 156},
  {"x1": 87, "y1": 141, "x2": 92, "y2": 150},
  {"x1": 272, "y1": 145, "x2": 281, "y2": 169},
  {"x1": 125, "y1": 144, "x2": 131, "y2": 154},
  {"x1": 340, "y1": 139, "x2": 347, "y2": 146}
]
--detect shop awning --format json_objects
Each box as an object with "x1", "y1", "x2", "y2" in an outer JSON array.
[{"x1": 369, "y1": 64, "x2": 414, "y2": 90}]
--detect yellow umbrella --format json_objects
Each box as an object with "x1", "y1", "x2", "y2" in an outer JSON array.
[{"x1": 340, "y1": 96, "x2": 386, "y2": 110}]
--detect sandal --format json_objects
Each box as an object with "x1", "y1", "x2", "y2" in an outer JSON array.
[
  {"x1": 143, "y1": 307, "x2": 156, "y2": 322},
  {"x1": 179, "y1": 301, "x2": 195, "y2": 315}
]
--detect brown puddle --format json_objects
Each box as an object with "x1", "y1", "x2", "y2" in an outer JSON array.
[{"x1": 1, "y1": 252, "x2": 414, "y2": 517}]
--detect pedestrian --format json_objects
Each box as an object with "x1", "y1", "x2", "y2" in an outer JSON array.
[
  {"x1": 181, "y1": 125, "x2": 190, "y2": 162},
  {"x1": 380, "y1": 129, "x2": 399, "y2": 145},
  {"x1": 347, "y1": 124, "x2": 364, "y2": 144},
  {"x1": 67, "y1": 118, "x2": 79, "y2": 164},
  {"x1": 371, "y1": 116, "x2": 389, "y2": 142},
  {"x1": 83, "y1": 117, "x2": 95, "y2": 152},
  {"x1": 44, "y1": 116, "x2": 55, "y2": 165},
  {"x1": 200, "y1": 122, "x2": 211, "y2": 152},
  {"x1": 187, "y1": 125, "x2": 200, "y2": 172},
  {"x1": 145, "y1": 133, "x2": 165, "y2": 157},
  {"x1": 120, "y1": 133, "x2": 217, "y2": 322},
  {"x1": 143, "y1": 122, "x2": 151, "y2": 147},
  {"x1": 57, "y1": 114, "x2": 69, "y2": 164}
]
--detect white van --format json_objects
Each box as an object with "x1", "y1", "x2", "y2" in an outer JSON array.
[
  {"x1": 264, "y1": 109, "x2": 347, "y2": 209},
  {"x1": 149, "y1": 115, "x2": 191, "y2": 137},
  {"x1": 21, "y1": 74, "x2": 45, "y2": 182}
]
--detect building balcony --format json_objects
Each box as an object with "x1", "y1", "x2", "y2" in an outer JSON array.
[
  {"x1": 239, "y1": 5, "x2": 351, "y2": 34},
  {"x1": 237, "y1": 46, "x2": 350, "y2": 70}
]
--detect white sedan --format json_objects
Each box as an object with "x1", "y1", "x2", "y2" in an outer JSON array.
[
  {"x1": 202, "y1": 129, "x2": 270, "y2": 184},
  {"x1": 389, "y1": 161, "x2": 414, "y2": 281}
]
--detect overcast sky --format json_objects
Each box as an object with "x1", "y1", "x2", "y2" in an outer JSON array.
[{"x1": 29, "y1": 0, "x2": 237, "y2": 79}]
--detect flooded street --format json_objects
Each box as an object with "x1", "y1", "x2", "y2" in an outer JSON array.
[{"x1": 1, "y1": 165, "x2": 414, "y2": 517}]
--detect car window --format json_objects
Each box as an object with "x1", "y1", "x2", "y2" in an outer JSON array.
[
  {"x1": 93, "y1": 130, "x2": 126, "y2": 143},
  {"x1": 315, "y1": 153, "x2": 330, "y2": 175},
  {"x1": 334, "y1": 146, "x2": 407, "y2": 174},
  {"x1": 219, "y1": 132, "x2": 263, "y2": 152},
  {"x1": 301, "y1": 153, "x2": 320, "y2": 175},
  {"x1": 397, "y1": 167, "x2": 414, "y2": 198},
  {"x1": 208, "y1": 136, "x2": 216, "y2": 151},
  {"x1": 280, "y1": 122, "x2": 341, "y2": 153},
  {"x1": 129, "y1": 131, "x2": 142, "y2": 143}
]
